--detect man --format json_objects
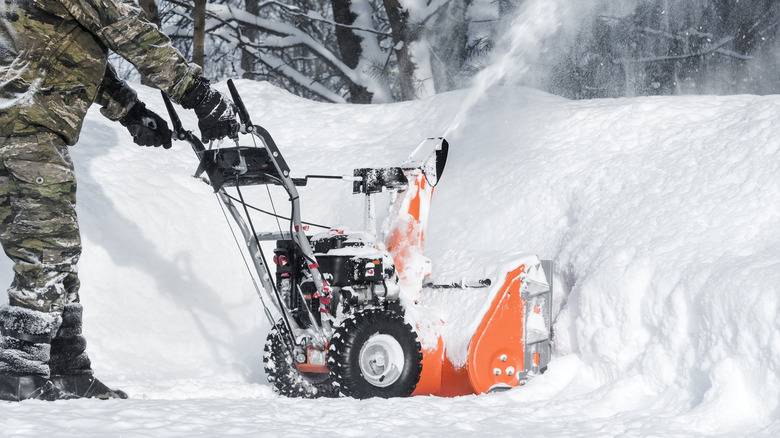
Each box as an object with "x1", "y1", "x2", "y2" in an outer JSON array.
[{"x1": 0, "y1": 0, "x2": 239, "y2": 401}]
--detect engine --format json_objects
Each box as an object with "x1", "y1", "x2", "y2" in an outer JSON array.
[{"x1": 273, "y1": 229, "x2": 400, "y2": 327}]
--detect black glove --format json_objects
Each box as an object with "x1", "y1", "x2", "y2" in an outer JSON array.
[
  {"x1": 180, "y1": 77, "x2": 239, "y2": 143},
  {"x1": 119, "y1": 102, "x2": 172, "y2": 149}
]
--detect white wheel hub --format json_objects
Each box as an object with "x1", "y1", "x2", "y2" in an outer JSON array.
[{"x1": 358, "y1": 333, "x2": 404, "y2": 387}]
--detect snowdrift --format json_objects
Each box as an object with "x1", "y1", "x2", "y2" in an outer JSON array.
[{"x1": 1, "y1": 80, "x2": 778, "y2": 436}]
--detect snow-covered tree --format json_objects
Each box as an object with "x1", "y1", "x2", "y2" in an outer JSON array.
[{"x1": 146, "y1": 0, "x2": 500, "y2": 103}]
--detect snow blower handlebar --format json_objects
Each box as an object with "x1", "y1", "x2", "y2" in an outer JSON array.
[
  {"x1": 161, "y1": 85, "x2": 333, "y2": 348},
  {"x1": 227, "y1": 79, "x2": 254, "y2": 134},
  {"x1": 161, "y1": 91, "x2": 205, "y2": 155},
  {"x1": 220, "y1": 83, "x2": 332, "y2": 321}
]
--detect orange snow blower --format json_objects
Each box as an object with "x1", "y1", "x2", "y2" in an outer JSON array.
[
  {"x1": 164, "y1": 80, "x2": 552, "y2": 399},
  {"x1": 370, "y1": 139, "x2": 553, "y2": 396}
]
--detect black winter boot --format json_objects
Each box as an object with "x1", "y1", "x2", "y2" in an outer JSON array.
[
  {"x1": 0, "y1": 305, "x2": 78, "y2": 401},
  {"x1": 0, "y1": 375, "x2": 78, "y2": 401},
  {"x1": 49, "y1": 304, "x2": 127, "y2": 399}
]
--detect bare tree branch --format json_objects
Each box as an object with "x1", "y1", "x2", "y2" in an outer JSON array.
[{"x1": 619, "y1": 37, "x2": 752, "y2": 63}]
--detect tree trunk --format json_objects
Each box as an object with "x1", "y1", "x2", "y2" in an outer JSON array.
[
  {"x1": 330, "y1": 0, "x2": 373, "y2": 103},
  {"x1": 382, "y1": 0, "x2": 417, "y2": 100},
  {"x1": 193, "y1": 0, "x2": 206, "y2": 69},
  {"x1": 429, "y1": 0, "x2": 469, "y2": 93},
  {"x1": 138, "y1": 0, "x2": 160, "y2": 27},
  {"x1": 241, "y1": 0, "x2": 260, "y2": 79}
]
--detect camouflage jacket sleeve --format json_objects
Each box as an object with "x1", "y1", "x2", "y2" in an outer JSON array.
[
  {"x1": 54, "y1": 0, "x2": 201, "y2": 103},
  {"x1": 94, "y1": 63, "x2": 138, "y2": 121}
]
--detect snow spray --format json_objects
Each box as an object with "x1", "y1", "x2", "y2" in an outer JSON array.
[{"x1": 444, "y1": 0, "x2": 571, "y2": 138}]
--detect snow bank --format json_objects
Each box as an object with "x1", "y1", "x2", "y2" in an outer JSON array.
[
  {"x1": 1, "y1": 80, "x2": 778, "y2": 436},
  {"x1": 432, "y1": 88, "x2": 780, "y2": 432}
]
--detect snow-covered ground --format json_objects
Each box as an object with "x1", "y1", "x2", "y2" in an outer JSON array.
[{"x1": 1, "y1": 76, "x2": 779, "y2": 436}]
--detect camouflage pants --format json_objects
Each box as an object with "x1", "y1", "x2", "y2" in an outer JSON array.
[{"x1": 0, "y1": 133, "x2": 81, "y2": 313}]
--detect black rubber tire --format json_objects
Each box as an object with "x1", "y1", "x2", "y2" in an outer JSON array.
[
  {"x1": 263, "y1": 321, "x2": 338, "y2": 398},
  {"x1": 328, "y1": 309, "x2": 422, "y2": 398}
]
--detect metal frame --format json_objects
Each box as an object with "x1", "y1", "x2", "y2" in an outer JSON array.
[
  {"x1": 214, "y1": 128, "x2": 332, "y2": 347},
  {"x1": 162, "y1": 87, "x2": 330, "y2": 351}
]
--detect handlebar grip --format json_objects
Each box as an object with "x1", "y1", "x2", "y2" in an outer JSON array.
[{"x1": 227, "y1": 79, "x2": 253, "y2": 132}]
